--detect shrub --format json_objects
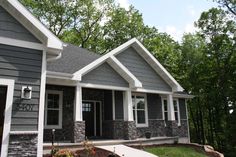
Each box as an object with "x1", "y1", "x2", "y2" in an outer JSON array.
[{"x1": 53, "y1": 149, "x2": 74, "y2": 157}]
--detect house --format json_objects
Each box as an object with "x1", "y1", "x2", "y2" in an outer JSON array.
[{"x1": 0, "y1": 0, "x2": 192, "y2": 157}]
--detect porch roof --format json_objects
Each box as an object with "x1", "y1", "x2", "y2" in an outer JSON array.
[{"x1": 47, "y1": 44, "x2": 100, "y2": 74}]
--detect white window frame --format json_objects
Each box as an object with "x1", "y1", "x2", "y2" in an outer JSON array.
[
  {"x1": 162, "y1": 97, "x2": 181, "y2": 126},
  {"x1": 44, "y1": 90, "x2": 63, "y2": 129},
  {"x1": 173, "y1": 99, "x2": 181, "y2": 126},
  {"x1": 162, "y1": 98, "x2": 168, "y2": 126},
  {"x1": 132, "y1": 93, "x2": 148, "y2": 127}
]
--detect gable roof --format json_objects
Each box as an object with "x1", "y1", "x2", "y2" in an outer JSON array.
[
  {"x1": 73, "y1": 38, "x2": 184, "y2": 92},
  {"x1": 0, "y1": 0, "x2": 63, "y2": 55},
  {"x1": 47, "y1": 44, "x2": 100, "y2": 74}
]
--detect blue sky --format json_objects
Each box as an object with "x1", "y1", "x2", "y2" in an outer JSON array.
[{"x1": 116, "y1": 0, "x2": 218, "y2": 41}]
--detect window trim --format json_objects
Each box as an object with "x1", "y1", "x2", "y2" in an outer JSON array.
[
  {"x1": 44, "y1": 90, "x2": 63, "y2": 129},
  {"x1": 161, "y1": 97, "x2": 181, "y2": 126},
  {"x1": 132, "y1": 93, "x2": 148, "y2": 127},
  {"x1": 173, "y1": 98, "x2": 181, "y2": 126}
]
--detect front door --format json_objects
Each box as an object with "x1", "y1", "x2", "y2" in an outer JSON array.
[
  {"x1": 82, "y1": 101, "x2": 101, "y2": 138},
  {"x1": 0, "y1": 86, "x2": 7, "y2": 151}
]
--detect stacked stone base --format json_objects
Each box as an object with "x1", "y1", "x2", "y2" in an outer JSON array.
[
  {"x1": 8, "y1": 133, "x2": 38, "y2": 157},
  {"x1": 73, "y1": 121, "x2": 85, "y2": 143}
]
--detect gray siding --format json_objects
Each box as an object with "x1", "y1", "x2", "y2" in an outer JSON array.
[
  {"x1": 0, "y1": 44, "x2": 42, "y2": 131},
  {"x1": 116, "y1": 47, "x2": 172, "y2": 91},
  {"x1": 147, "y1": 93, "x2": 162, "y2": 119},
  {"x1": 179, "y1": 98, "x2": 187, "y2": 119},
  {"x1": 82, "y1": 62, "x2": 129, "y2": 87},
  {"x1": 0, "y1": 6, "x2": 40, "y2": 43},
  {"x1": 115, "y1": 91, "x2": 124, "y2": 120}
]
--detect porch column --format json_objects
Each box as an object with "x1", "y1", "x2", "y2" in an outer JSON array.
[
  {"x1": 123, "y1": 89, "x2": 133, "y2": 121},
  {"x1": 73, "y1": 84, "x2": 85, "y2": 142},
  {"x1": 123, "y1": 90, "x2": 137, "y2": 140},
  {"x1": 167, "y1": 94, "x2": 175, "y2": 121},
  {"x1": 75, "y1": 85, "x2": 82, "y2": 121}
]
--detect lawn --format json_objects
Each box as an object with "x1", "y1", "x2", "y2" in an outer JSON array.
[{"x1": 145, "y1": 146, "x2": 207, "y2": 157}]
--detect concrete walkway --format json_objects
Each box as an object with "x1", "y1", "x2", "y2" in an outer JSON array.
[{"x1": 97, "y1": 144, "x2": 157, "y2": 157}]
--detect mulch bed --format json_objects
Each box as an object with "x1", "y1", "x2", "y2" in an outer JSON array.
[{"x1": 44, "y1": 147, "x2": 120, "y2": 157}]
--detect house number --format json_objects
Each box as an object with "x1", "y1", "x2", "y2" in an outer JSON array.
[{"x1": 17, "y1": 104, "x2": 34, "y2": 111}]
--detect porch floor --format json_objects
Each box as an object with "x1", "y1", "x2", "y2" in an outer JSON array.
[{"x1": 43, "y1": 136, "x2": 180, "y2": 154}]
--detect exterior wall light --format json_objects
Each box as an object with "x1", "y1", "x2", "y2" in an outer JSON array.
[{"x1": 21, "y1": 86, "x2": 32, "y2": 99}]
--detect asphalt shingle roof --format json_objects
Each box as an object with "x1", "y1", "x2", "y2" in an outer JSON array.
[{"x1": 47, "y1": 44, "x2": 100, "y2": 74}]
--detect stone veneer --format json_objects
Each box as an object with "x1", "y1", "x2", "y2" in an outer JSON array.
[
  {"x1": 136, "y1": 120, "x2": 166, "y2": 138},
  {"x1": 123, "y1": 121, "x2": 137, "y2": 140},
  {"x1": 73, "y1": 121, "x2": 85, "y2": 143},
  {"x1": 165, "y1": 120, "x2": 189, "y2": 137},
  {"x1": 8, "y1": 134, "x2": 37, "y2": 157}
]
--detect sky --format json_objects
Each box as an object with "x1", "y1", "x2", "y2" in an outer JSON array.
[{"x1": 116, "y1": 0, "x2": 218, "y2": 41}]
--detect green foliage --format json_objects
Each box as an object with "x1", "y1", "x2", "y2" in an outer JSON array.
[
  {"x1": 54, "y1": 149, "x2": 74, "y2": 157},
  {"x1": 145, "y1": 146, "x2": 207, "y2": 157}
]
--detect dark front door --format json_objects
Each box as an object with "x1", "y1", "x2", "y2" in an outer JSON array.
[
  {"x1": 0, "y1": 86, "x2": 7, "y2": 151},
  {"x1": 82, "y1": 101, "x2": 101, "y2": 138}
]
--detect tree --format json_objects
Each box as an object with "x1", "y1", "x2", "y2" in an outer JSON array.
[{"x1": 213, "y1": 0, "x2": 236, "y2": 16}]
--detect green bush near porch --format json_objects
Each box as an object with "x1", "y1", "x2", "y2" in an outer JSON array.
[{"x1": 145, "y1": 146, "x2": 207, "y2": 157}]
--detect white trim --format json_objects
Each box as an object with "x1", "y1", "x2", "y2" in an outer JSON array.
[
  {"x1": 167, "y1": 94, "x2": 175, "y2": 121},
  {"x1": 173, "y1": 93, "x2": 194, "y2": 99},
  {"x1": 75, "y1": 85, "x2": 83, "y2": 121},
  {"x1": 0, "y1": 37, "x2": 45, "y2": 50},
  {"x1": 72, "y1": 38, "x2": 183, "y2": 92},
  {"x1": 112, "y1": 90, "x2": 116, "y2": 120},
  {"x1": 37, "y1": 50, "x2": 46, "y2": 157},
  {"x1": 162, "y1": 98, "x2": 168, "y2": 127},
  {"x1": 44, "y1": 90, "x2": 63, "y2": 129},
  {"x1": 132, "y1": 39, "x2": 183, "y2": 92},
  {"x1": 46, "y1": 78, "x2": 77, "y2": 87},
  {"x1": 134, "y1": 88, "x2": 172, "y2": 95},
  {"x1": 47, "y1": 71, "x2": 74, "y2": 80},
  {"x1": 79, "y1": 83, "x2": 129, "y2": 91},
  {"x1": 123, "y1": 89, "x2": 134, "y2": 121},
  {"x1": 0, "y1": 78, "x2": 14, "y2": 157},
  {"x1": 185, "y1": 100, "x2": 191, "y2": 143},
  {"x1": 132, "y1": 93, "x2": 149, "y2": 127},
  {"x1": 173, "y1": 98, "x2": 181, "y2": 126},
  {"x1": 10, "y1": 131, "x2": 38, "y2": 135},
  {"x1": 107, "y1": 56, "x2": 142, "y2": 88},
  {"x1": 2, "y1": 0, "x2": 63, "y2": 52}
]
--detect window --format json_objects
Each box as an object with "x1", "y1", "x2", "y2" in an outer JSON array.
[
  {"x1": 173, "y1": 99, "x2": 181, "y2": 126},
  {"x1": 132, "y1": 93, "x2": 148, "y2": 127},
  {"x1": 45, "y1": 90, "x2": 63, "y2": 129},
  {"x1": 162, "y1": 98, "x2": 181, "y2": 126},
  {"x1": 162, "y1": 99, "x2": 168, "y2": 125}
]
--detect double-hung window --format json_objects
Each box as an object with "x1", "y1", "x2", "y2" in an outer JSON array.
[
  {"x1": 162, "y1": 98, "x2": 181, "y2": 126},
  {"x1": 45, "y1": 90, "x2": 63, "y2": 129},
  {"x1": 132, "y1": 93, "x2": 148, "y2": 127}
]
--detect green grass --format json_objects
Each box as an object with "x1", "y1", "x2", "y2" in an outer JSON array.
[{"x1": 145, "y1": 146, "x2": 207, "y2": 157}]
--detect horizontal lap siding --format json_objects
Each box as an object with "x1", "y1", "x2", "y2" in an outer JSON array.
[
  {"x1": 116, "y1": 47, "x2": 171, "y2": 91},
  {"x1": 0, "y1": 6, "x2": 40, "y2": 43},
  {"x1": 0, "y1": 44, "x2": 42, "y2": 131},
  {"x1": 82, "y1": 62, "x2": 129, "y2": 87}
]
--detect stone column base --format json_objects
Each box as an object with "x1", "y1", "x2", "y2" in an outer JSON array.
[
  {"x1": 73, "y1": 121, "x2": 85, "y2": 143},
  {"x1": 165, "y1": 121, "x2": 179, "y2": 137},
  {"x1": 123, "y1": 121, "x2": 137, "y2": 140},
  {"x1": 8, "y1": 133, "x2": 38, "y2": 157}
]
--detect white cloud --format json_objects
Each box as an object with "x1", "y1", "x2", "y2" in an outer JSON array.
[
  {"x1": 164, "y1": 25, "x2": 183, "y2": 41},
  {"x1": 184, "y1": 23, "x2": 197, "y2": 33},
  {"x1": 187, "y1": 5, "x2": 196, "y2": 17},
  {"x1": 116, "y1": 0, "x2": 130, "y2": 10}
]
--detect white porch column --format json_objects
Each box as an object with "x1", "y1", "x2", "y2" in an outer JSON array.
[
  {"x1": 167, "y1": 94, "x2": 175, "y2": 121},
  {"x1": 75, "y1": 84, "x2": 83, "y2": 121},
  {"x1": 123, "y1": 89, "x2": 134, "y2": 121}
]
